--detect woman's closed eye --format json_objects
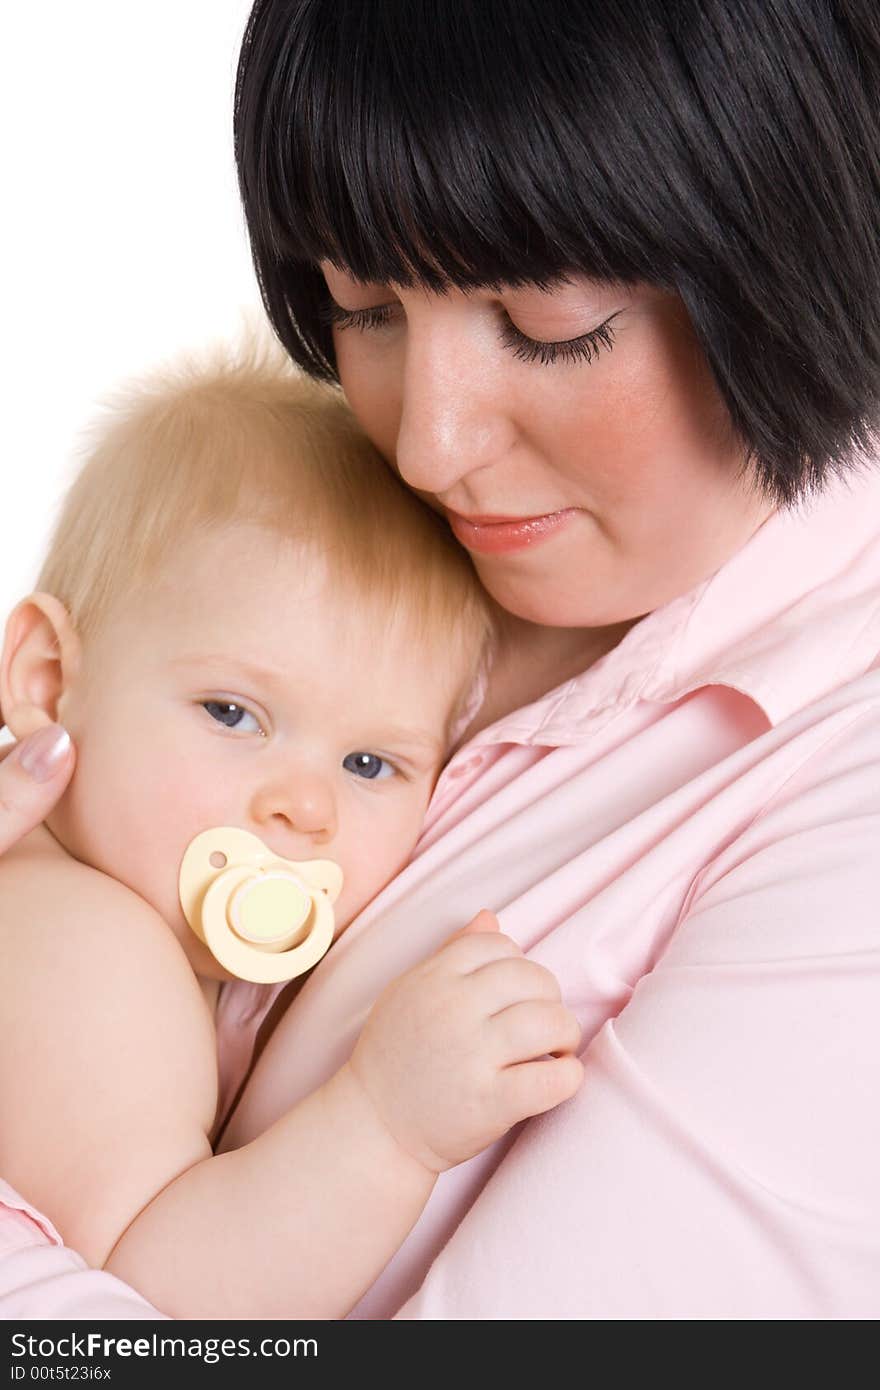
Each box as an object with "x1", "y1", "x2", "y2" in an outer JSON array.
[
  {"x1": 342, "y1": 751, "x2": 396, "y2": 781},
  {"x1": 497, "y1": 311, "x2": 619, "y2": 367},
  {"x1": 321, "y1": 297, "x2": 620, "y2": 368},
  {"x1": 201, "y1": 700, "x2": 266, "y2": 737}
]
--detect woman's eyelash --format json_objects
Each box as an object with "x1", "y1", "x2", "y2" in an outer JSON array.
[
  {"x1": 321, "y1": 301, "x2": 394, "y2": 333},
  {"x1": 322, "y1": 298, "x2": 619, "y2": 367},
  {"x1": 498, "y1": 312, "x2": 620, "y2": 366}
]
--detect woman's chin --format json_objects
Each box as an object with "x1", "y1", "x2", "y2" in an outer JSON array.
[{"x1": 475, "y1": 563, "x2": 639, "y2": 631}]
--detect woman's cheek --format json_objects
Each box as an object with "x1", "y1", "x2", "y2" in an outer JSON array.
[{"x1": 335, "y1": 341, "x2": 402, "y2": 463}]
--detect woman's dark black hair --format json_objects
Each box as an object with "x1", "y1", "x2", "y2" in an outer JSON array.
[{"x1": 234, "y1": 0, "x2": 880, "y2": 506}]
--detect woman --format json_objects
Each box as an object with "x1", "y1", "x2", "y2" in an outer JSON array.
[{"x1": 2, "y1": 0, "x2": 879, "y2": 1318}]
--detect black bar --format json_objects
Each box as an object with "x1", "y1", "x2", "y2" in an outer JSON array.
[{"x1": 1, "y1": 1320, "x2": 535, "y2": 1385}]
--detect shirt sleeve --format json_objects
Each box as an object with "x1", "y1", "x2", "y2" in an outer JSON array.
[{"x1": 395, "y1": 706, "x2": 880, "y2": 1319}]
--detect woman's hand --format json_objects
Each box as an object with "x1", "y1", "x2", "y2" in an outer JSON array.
[
  {"x1": 0, "y1": 723, "x2": 75, "y2": 853},
  {"x1": 347, "y1": 909, "x2": 584, "y2": 1173}
]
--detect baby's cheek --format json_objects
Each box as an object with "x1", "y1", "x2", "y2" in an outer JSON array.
[
  {"x1": 47, "y1": 732, "x2": 192, "y2": 920},
  {"x1": 45, "y1": 737, "x2": 127, "y2": 869},
  {"x1": 341, "y1": 794, "x2": 428, "y2": 915}
]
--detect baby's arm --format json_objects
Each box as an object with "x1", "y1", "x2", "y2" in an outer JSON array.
[
  {"x1": 0, "y1": 848, "x2": 581, "y2": 1319},
  {"x1": 0, "y1": 843, "x2": 217, "y2": 1268},
  {"x1": 106, "y1": 912, "x2": 583, "y2": 1319}
]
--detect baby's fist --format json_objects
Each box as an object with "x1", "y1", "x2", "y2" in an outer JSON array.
[{"x1": 348, "y1": 910, "x2": 583, "y2": 1173}]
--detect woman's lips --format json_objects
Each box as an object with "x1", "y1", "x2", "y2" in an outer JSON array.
[{"x1": 446, "y1": 508, "x2": 578, "y2": 554}]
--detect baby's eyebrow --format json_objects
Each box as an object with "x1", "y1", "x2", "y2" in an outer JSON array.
[
  {"x1": 169, "y1": 653, "x2": 288, "y2": 690},
  {"x1": 377, "y1": 727, "x2": 446, "y2": 759}
]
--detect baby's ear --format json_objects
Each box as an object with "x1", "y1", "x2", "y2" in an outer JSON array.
[{"x1": 0, "y1": 593, "x2": 81, "y2": 739}]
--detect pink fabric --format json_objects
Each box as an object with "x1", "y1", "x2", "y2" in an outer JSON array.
[
  {"x1": 3, "y1": 465, "x2": 880, "y2": 1319},
  {"x1": 213, "y1": 982, "x2": 279, "y2": 1137}
]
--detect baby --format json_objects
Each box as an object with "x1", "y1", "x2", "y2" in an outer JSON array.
[{"x1": 0, "y1": 345, "x2": 583, "y2": 1319}]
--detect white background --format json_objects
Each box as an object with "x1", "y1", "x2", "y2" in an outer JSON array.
[{"x1": 1, "y1": 2, "x2": 261, "y2": 686}]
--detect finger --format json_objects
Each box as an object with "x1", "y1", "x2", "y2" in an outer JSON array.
[
  {"x1": 498, "y1": 1053, "x2": 585, "y2": 1122},
  {"x1": 432, "y1": 928, "x2": 523, "y2": 975},
  {"x1": 0, "y1": 725, "x2": 75, "y2": 855},
  {"x1": 444, "y1": 908, "x2": 501, "y2": 942},
  {"x1": 489, "y1": 999, "x2": 582, "y2": 1066},
  {"x1": 468, "y1": 956, "x2": 563, "y2": 1012}
]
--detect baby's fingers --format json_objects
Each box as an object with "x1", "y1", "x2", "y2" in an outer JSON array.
[
  {"x1": 491, "y1": 999, "x2": 582, "y2": 1067},
  {"x1": 498, "y1": 1053, "x2": 585, "y2": 1123},
  {"x1": 471, "y1": 956, "x2": 563, "y2": 1012},
  {"x1": 454, "y1": 908, "x2": 501, "y2": 938},
  {"x1": 431, "y1": 927, "x2": 523, "y2": 975},
  {"x1": 0, "y1": 725, "x2": 74, "y2": 855}
]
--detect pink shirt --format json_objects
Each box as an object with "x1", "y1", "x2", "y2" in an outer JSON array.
[{"x1": 3, "y1": 464, "x2": 880, "y2": 1319}]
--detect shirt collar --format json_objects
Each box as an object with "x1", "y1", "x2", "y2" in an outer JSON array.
[{"x1": 468, "y1": 462, "x2": 880, "y2": 749}]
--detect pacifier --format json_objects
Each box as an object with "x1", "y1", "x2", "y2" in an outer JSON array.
[{"x1": 178, "y1": 827, "x2": 343, "y2": 984}]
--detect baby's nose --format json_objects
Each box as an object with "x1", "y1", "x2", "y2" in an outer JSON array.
[{"x1": 249, "y1": 768, "x2": 337, "y2": 845}]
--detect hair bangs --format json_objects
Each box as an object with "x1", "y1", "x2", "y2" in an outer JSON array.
[{"x1": 236, "y1": 0, "x2": 667, "y2": 375}]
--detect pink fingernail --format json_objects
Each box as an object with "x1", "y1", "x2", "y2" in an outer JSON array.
[{"x1": 15, "y1": 725, "x2": 72, "y2": 782}]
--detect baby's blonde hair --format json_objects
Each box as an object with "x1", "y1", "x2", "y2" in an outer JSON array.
[{"x1": 37, "y1": 338, "x2": 492, "y2": 731}]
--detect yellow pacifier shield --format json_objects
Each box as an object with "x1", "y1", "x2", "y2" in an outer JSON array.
[{"x1": 179, "y1": 828, "x2": 343, "y2": 984}]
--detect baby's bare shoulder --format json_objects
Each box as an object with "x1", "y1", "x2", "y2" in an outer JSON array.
[
  {"x1": 0, "y1": 824, "x2": 214, "y2": 1094},
  {"x1": 0, "y1": 822, "x2": 214, "y2": 1077},
  {"x1": 0, "y1": 824, "x2": 192, "y2": 981}
]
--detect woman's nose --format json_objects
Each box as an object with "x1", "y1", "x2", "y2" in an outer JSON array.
[
  {"x1": 394, "y1": 318, "x2": 516, "y2": 497},
  {"x1": 249, "y1": 767, "x2": 337, "y2": 847}
]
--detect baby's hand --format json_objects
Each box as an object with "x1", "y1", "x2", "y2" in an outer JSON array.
[{"x1": 347, "y1": 910, "x2": 584, "y2": 1173}]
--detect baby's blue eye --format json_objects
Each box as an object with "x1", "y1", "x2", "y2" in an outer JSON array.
[
  {"x1": 343, "y1": 751, "x2": 395, "y2": 781},
  {"x1": 203, "y1": 701, "x2": 262, "y2": 735}
]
